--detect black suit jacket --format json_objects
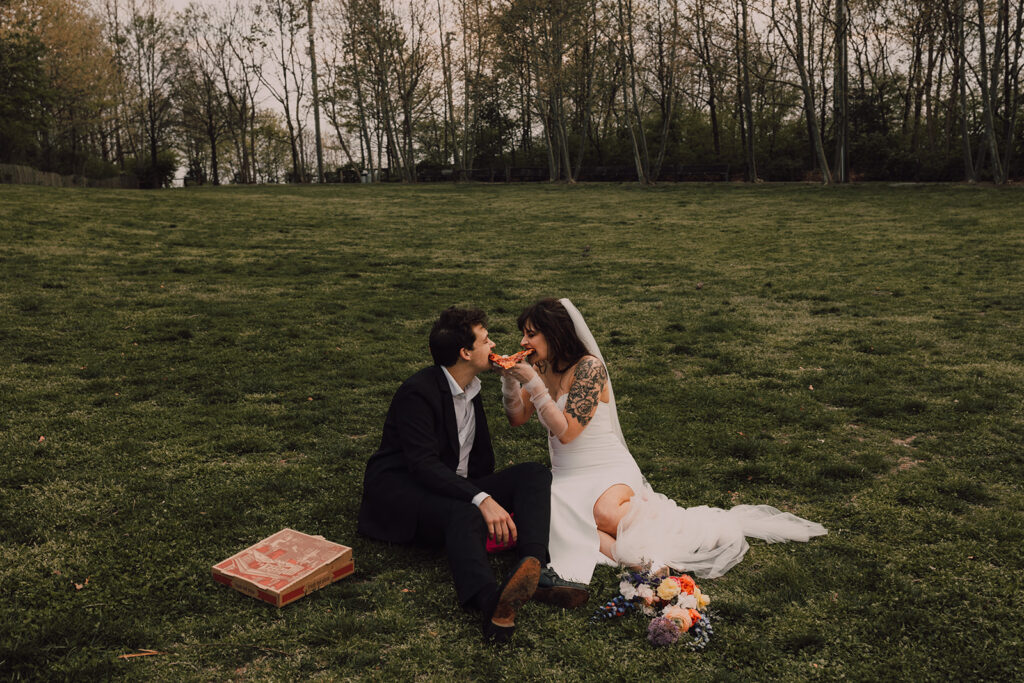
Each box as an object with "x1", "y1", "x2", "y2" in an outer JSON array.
[{"x1": 357, "y1": 365, "x2": 496, "y2": 543}]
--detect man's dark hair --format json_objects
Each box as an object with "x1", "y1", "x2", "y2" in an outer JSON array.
[
  {"x1": 429, "y1": 306, "x2": 488, "y2": 366},
  {"x1": 517, "y1": 298, "x2": 589, "y2": 374}
]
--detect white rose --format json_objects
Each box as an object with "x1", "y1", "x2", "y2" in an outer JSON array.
[
  {"x1": 676, "y1": 594, "x2": 697, "y2": 610},
  {"x1": 619, "y1": 580, "x2": 637, "y2": 600}
]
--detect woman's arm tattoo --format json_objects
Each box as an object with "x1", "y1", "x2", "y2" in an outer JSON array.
[{"x1": 565, "y1": 358, "x2": 607, "y2": 426}]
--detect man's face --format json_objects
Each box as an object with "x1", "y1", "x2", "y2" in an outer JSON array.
[{"x1": 464, "y1": 324, "x2": 495, "y2": 372}]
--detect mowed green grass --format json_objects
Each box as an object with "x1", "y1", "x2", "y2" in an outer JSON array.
[{"x1": 1, "y1": 182, "x2": 1022, "y2": 681}]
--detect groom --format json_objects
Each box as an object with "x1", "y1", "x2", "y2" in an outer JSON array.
[{"x1": 358, "y1": 306, "x2": 587, "y2": 643}]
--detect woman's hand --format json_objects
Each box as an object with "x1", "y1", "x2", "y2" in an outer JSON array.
[
  {"x1": 503, "y1": 361, "x2": 538, "y2": 384},
  {"x1": 499, "y1": 363, "x2": 537, "y2": 427}
]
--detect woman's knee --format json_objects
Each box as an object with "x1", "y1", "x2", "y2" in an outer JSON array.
[
  {"x1": 593, "y1": 505, "x2": 618, "y2": 534},
  {"x1": 593, "y1": 484, "x2": 634, "y2": 533}
]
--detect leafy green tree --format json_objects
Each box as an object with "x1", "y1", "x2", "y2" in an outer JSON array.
[
  {"x1": 2, "y1": 0, "x2": 116, "y2": 175},
  {"x1": 174, "y1": 5, "x2": 230, "y2": 185},
  {"x1": 114, "y1": 0, "x2": 178, "y2": 187},
  {"x1": 0, "y1": 29, "x2": 51, "y2": 163}
]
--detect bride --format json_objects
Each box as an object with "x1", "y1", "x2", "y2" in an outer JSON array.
[{"x1": 496, "y1": 298, "x2": 827, "y2": 584}]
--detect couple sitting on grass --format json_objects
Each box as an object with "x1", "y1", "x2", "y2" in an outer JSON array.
[{"x1": 358, "y1": 299, "x2": 827, "y2": 644}]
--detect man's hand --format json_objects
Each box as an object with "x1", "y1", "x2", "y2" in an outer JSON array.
[{"x1": 478, "y1": 496, "x2": 517, "y2": 546}]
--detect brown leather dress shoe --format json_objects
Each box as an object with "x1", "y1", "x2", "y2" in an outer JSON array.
[{"x1": 482, "y1": 556, "x2": 541, "y2": 644}]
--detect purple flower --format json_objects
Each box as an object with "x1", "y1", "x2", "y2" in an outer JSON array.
[{"x1": 647, "y1": 616, "x2": 681, "y2": 647}]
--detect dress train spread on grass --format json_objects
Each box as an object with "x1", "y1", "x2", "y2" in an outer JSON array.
[{"x1": 613, "y1": 487, "x2": 828, "y2": 579}]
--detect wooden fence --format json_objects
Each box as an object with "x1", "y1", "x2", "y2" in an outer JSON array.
[
  {"x1": 0, "y1": 164, "x2": 138, "y2": 189},
  {"x1": 415, "y1": 164, "x2": 730, "y2": 183}
]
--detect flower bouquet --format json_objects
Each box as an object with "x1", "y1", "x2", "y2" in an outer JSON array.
[{"x1": 591, "y1": 565, "x2": 713, "y2": 649}]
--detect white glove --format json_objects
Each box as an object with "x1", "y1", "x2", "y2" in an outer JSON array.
[
  {"x1": 501, "y1": 374, "x2": 524, "y2": 415},
  {"x1": 523, "y1": 376, "x2": 568, "y2": 438}
]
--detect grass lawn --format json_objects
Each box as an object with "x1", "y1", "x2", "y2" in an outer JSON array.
[{"x1": 1, "y1": 181, "x2": 1022, "y2": 681}]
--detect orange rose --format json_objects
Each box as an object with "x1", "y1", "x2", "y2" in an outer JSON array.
[
  {"x1": 688, "y1": 609, "x2": 703, "y2": 628},
  {"x1": 672, "y1": 574, "x2": 696, "y2": 595}
]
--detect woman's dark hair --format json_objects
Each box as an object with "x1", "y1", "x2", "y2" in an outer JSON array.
[
  {"x1": 517, "y1": 298, "x2": 589, "y2": 373},
  {"x1": 429, "y1": 306, "x2": 487, "y2": 366}
]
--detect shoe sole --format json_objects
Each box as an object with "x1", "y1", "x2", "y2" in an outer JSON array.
[
  {"x1": 491, "y1": 557, "x2": 541, "y2": 627},
  {"x1": 533, "y1": 585, "x2": 590, "y2": 610}
]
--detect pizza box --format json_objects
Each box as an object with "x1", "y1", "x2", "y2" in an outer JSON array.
[{"x1": 212, "y1": 528, "x2": 353, "y2": 607}]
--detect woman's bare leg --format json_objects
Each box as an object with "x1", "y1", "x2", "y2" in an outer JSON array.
[
  {"x1": 598, "y1": 529, "x2": 616, "y2": 560},
  {"x1": 593, "y1": 483, "x2": 635, "y2": 562}
]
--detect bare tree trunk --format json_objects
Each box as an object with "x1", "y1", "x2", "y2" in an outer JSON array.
[
  {"x1": 325, "y1": 103, "x2": 355, "y2": 168},
  {"x1": 346, "y1": 22, "x2": 374, "y2": 178},
  {"x1": 902, "y1": 23, "x2": 923, "y2": 138},
  {"x1": 124, "y1": 0, "x2": 176, "y2": 187},
  {"x1": 618, "y1": 0, "x2": 651, "y2": 183},
  {"x1": 692, "y1": 0, "x2": 720, "y2": 157},
  {"x1": 813, "y1": 0, "x2": 828, "y2": 152},
  {"x1": 996, "y1": 0, "x2": 1022, "y2": 183},
  {"x1": 541, "y1": 107, "x2": 557, "y2": 180},
  {"x1": 557, "y1": 110, "x2": 574, "y2": 183},
  {"x1": 768, "y1": 0, "x2": 831, "y2": 182},
  {"x1": 215, "y1": 1, "x2": 259, "y2": 183},
  {"x1": 259, "y1": 0, "x2": 306, "y2": 182},
  {"x1": 917, "y1": 26, "x2": 936, "y2": 152},
  {"x1": 571, "y1": 0, "x2": 599, "y2": 182},
  {"x1": 933, "y1": 27, "x2": 950, "y2": 153},
  {"x1": 794, "y1": 0, "x2": 832, "y2": 182},
  {"x1": 942, "y1": 5, "x2": 958, "y2": 153},
  {"x1": 739, "y1": 0, "x2": 758, "y2": 181},
  {"x1": 651, "y1": 0, "x2": 680, "y2": 181},
  {"x1": 832, "y1": 0, "x2": 848, "y2": 182},
  {"x1": 459, "y1": 0, "x2": 479, "y2": 172},
  {"x1": 976, "y1": 0, "x2": 1005, "y2": 181},
  {"x1": 437, "y1": 0, "x2": 460, "y2": 169},
  {"x1": 248, "y1": 103, "x2": 259, "y2": 180},
  {"x1": 207, "y1": 91, "x2": 220, "y2": 185},
  {"x1": 548, "y1": 10, "x2": 571, "y2": 181},
  {"x1": 522, "y1": 45, "x2": 533, "y2": 157},
  {"x1": 956, "y1": 0, "x2": 977, "y2": 181},
  {"x1": 308, "y1": 0, "x2": 324, "y2": 182}
]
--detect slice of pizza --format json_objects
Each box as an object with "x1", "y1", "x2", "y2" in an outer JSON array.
[{"x1": 488, "y1": 348, "x2": 534, "y2": 369}]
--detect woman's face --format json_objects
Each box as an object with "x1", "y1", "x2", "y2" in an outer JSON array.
[{"x1": 519, "y1": 319, "x2": 549, "y2": 363}]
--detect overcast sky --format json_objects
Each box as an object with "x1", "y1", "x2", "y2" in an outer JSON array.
[{"x1": 163, "y1": 0, "x2": 212, "y2": 14}]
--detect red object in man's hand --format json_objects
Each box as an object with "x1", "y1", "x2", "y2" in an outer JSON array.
[
  {"x1": 488, "y1": 349, "x2": 534, "y2": 369},
  {"x1": 485, "y1": 513, "x2": 517, "y2": 553}
]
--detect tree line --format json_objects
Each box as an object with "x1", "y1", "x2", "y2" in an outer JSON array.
[{"x1": 2, "y1": 0, "x2": 1021, "y2": 186}]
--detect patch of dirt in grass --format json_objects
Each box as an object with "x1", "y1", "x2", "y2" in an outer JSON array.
[{"x1": 893, "y1": 455, "x2": 923, "y2": 472}]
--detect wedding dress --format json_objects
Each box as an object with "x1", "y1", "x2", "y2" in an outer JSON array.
[{"x1": 545, "y1": 299, "x2": 827, "y2": 585}]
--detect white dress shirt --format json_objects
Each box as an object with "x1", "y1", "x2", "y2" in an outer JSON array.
[{"x1": 441, "y1": 367, "x2": 490, "y2": 507}]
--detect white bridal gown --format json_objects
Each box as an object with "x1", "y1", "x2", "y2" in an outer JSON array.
[{"x1": 546, "y1": 394, "x2": 828, "y2": 585}]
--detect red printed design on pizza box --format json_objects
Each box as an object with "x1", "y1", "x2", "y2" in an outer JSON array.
[{"x1": 212, "y1": 528, "x2": 353, "y2": 607}]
